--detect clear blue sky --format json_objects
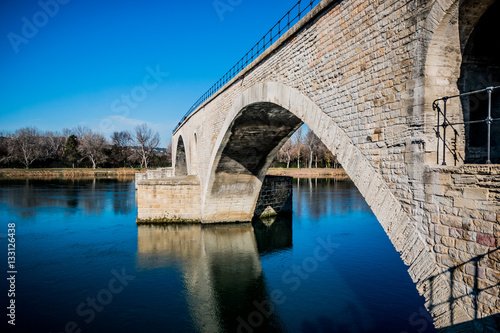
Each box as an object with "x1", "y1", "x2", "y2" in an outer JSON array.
[{"x1": 1, "y1": 0, "x2": 296, "y2": 146}]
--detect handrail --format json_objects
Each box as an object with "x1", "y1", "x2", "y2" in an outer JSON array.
[
  {"x1": 173, "y1": 0, "x2": 321, "y2": 133},
  {"x1": 433, "y1": 86, "x2": 500, "y2": 165}
]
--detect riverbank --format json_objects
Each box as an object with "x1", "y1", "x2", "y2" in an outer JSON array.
[
  {"x1": 267, "y1": 168, "x2": 349, "y2": 179},
  {"x1": 0, "y1": 167, "x2": 349, "y2": 180},
  {"x1": 0, "y1": 168, "x2": 142, "y2": 180}
]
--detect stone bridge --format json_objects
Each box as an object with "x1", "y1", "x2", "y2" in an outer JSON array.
[{"x1": 136, "y1": 0, "x2": 500, "y2": 330}]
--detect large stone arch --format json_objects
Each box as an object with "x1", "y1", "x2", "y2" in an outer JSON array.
[
  {"x1": 422, "y1": 0, "x2": 497, "y2": 165},
  {"x1": 205, "y1": 82, "x2": 425, "y2": 254}
]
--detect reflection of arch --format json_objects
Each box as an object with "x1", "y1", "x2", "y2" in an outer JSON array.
[
  {"x1": 423, "y1": 0, "x2": 497, "y2": 164},
  {"x1": 136, "y1": 224, "x2": 284, "y2": 332},
  {"x1": 175, "y1": 136, "x2": 187, "y2": 176}
]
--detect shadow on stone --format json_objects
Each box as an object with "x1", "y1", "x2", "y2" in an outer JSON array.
[{"x1": 424, "y1": 248, "x2": 500, "y2": 331}]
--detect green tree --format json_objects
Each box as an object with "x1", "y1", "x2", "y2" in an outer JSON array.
[{"x1": 63, "y1": 135, "x2": 80, "y2": 168}]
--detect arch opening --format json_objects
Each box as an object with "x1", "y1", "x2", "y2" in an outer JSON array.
[
  {"x1": 199, "y1": 81, "x2": 454, "y2": 327},
  {"x1": 204, "y1": 102, "x2": 302, "y2": 222},
  {"x1": 423, "y1": 0, "x2": 498, "y2": 165},
  {"x1": 175, "y1": 136, "x2": 188, "y2": 176},
  {"x1": 458, "y1": 0, "x2": 500, "y2": 163},
  {"x1": 213, "y1": 102, "x2": 302, "y2": 184},
  {"x1": 203, "y1": 82, "x2": 409, "y2": 228}
]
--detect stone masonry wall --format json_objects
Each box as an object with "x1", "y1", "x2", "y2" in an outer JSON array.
[
  {"x1": 422, "y1": 165, "x2": 500, "y2": 323},
  {"x1": 136, "y1": 174, "x2": 293, "y2": 222},
  {"x1": 136, "y1": 176, "x2": 202, "y2": 222},
  {"x1": 254, "y1": 176, "x2": 293, "y2": 218}
]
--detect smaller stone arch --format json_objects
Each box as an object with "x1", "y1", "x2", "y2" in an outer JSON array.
[{"x1": 175, "y1": 136, "x2": 188, "y2": 176}]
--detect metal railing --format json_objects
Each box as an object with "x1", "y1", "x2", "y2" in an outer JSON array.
[
  {"x1": 433, "y1": 86, "x2": 500, "y2": 165},
  {"x1": 173, "y1": 0, "x2": 322, "y2": 133}
]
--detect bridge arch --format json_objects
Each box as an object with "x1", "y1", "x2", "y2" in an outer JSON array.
[
  {"x1": 174, "y1": 135, "x2": 188, "y2": 176},
  {"x1": 204, "y1": 82, "x2": 421, "y2": 246}
]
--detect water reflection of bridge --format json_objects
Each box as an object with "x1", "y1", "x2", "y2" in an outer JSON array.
[
  {"x1": 136, "y1": 211, "x2": 378, "y2": 332},
  {"x1": 136, "y1": 217, "x2": 290, "y2": 332}
]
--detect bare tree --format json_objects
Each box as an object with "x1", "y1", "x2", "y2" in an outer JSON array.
[
  {"x1": 8, "y1": 127, "x2": 42, "y2": 169},
  {"x1": 165, "y1": 141, "x2": 172, "y2": 165},
  {"x1": 293, "y1": 127, "x2": 304, "y2": 169},
  {"x1": 76, "y1": 127, "x2": 107, "y2": 169},
  {"x1": 134, "y1": 123, "x2": 160, "y2": 168},
  {"x1": 304, "y1": 130, "x2": 322, "y2": 168},
  {"x1": 43, "y1": 131, "x2": 66, "y2": 161},
  {"x1": 111, "y1": 131, "x2": 132, "y2": 167},
  {"x1": 112, "y1": 131, "x2": 132, "y2": 148},
  {"x1": 277, "y1": 139, "x2": 293, "y2": 168},
  {"x1": 62, "y1": 128, "x2": 73, "y2": 139}
]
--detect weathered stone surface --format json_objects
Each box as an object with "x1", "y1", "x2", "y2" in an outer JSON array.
[
  {"x1": 136, "y1": 174, "x2": 293, "y2": 223},
  {"x1": 254, "y1": 176, "x2": 293, "y2": 218}
]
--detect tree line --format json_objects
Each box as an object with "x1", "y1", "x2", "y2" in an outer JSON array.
[
  {"x1": 274, "y1": 127, "x2": 341, "y2": 169},
  {"x1": 0, "y1": 124, "x2": 171, "y2": 169}
]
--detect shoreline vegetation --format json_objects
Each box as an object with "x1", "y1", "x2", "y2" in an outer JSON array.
[
  {"x1": 267, "y1": 168, "x2": 349, "y2": 179},
  {"x1": 0, "y1": 168, "x2": 141, "y2": 180},
  {"x1": 0, "y1": 167, "x2": 349, "y2": 180}
]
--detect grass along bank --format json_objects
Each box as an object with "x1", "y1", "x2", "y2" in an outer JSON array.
[
  {"x1": 0, "y1": 168, "x2": 143, "y2": 180},
  {"x1": 267, "y1": 168, "x2": 349, "y2": 179},
  {"x1": 0, "y1": 167, "x2": 349, "y2": 180}
]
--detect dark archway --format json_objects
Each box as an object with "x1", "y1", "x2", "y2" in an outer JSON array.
[
  {"x1": 175, "y1": 136, "x2": 188, "y2": 176},
  {"x1": 213, "y1": 102, "x2": 302, "y2": 182},
  {"x1": 459, "y1": 1, "x2": 500, "y2": 163},
  {"x1": 423, "y1": 0, "x2": 498, "y2": 165}
]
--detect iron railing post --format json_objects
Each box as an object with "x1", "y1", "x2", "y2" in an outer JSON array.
[
  {"x1": 486, "y1": 87, "x2": 493, "y2": 164},
  {"x1": 442, "y1": 98, "x2": 448, "y2": 165},
  {"x1": 436, "y1": 101, "x2": 440, "y2": 165}
]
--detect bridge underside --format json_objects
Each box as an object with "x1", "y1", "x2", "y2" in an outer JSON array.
[{"x1": 204, "y1": 102, "x2": 302, "y2": 222}]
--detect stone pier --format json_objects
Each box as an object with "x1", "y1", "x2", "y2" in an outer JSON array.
[{"x1": 136, "y1": 173, "x2": 293, "y2": 223}]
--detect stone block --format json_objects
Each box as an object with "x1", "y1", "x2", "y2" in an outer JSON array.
[
  {"x1": 471, "y1": 220, "x2": 494, "y2": 235},
  {"x1": 453, "y1": 197, "x2": 477, "y2": 210},
  {"x1": 463, "y1": 188, "x2": 489, "y2": 200},
  {"x1": 441, "y1": 236, "x2": 455, "y2": 247},
  {"x1": 476, "y1": 233, "x2": 496, "y2": 248},
  {"x1": 440, "y1": 215, "x2": 463, "y2": 228}
]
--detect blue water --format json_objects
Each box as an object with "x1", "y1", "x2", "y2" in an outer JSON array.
[{"x1": 0, "y1": 178, "x2": 436, "y2": 333}]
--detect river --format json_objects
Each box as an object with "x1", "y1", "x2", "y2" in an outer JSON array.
[{"x1": 0, "y1": 178, "x2": 436, "y2": 333}]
